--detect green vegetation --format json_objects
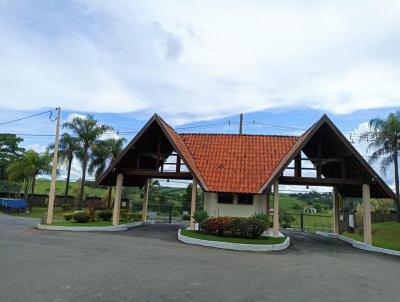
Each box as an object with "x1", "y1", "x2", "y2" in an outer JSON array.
[
  {"x1": 46, "y1": 220, "x2": 113, "y2": 227},
  {"x1": 181, "y1": 229, "x2": 285, "y2": 244},
  {"x1": 343, "y1": 222, "x2": 400, "y2": 251},
  {"x1": 11, "y1": 207, "x2": 64, "y2": 219},
  {"x1": 360, "y1": 110, "x2": 400, "y2": 222}
]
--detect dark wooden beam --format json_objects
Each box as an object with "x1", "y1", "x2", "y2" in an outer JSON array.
[
  {"x1": 156, "y1": 136, "x2": 161, "y2": 168},
  {"x1": 176, "y1": 155, "x2": 181, "y2": 173},
  {"x1": 316, "y1": 140, "x2": 322, "y2": 178},
  {"x1": 294, "y1": 153, "x2": 301, "y2": 177},
  {"x1": 122, "y1": 169, "x2": 192, "y2": 180},
  {"x1": 279, "y1": 176, "x2": 365, "y2": 186}
]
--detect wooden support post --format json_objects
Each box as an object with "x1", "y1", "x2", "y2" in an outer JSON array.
[
  {"x1": 142, "y1": 178, "x2": 150, "y2": 222},
  {"x1": 332, "y1": 187, "x2": 339, "y2": 234},
  {"x1": 362, "y1": 184, "x2": 372, "y2": 244},
  {"x1": 273, "y1": 180, "x2": 280, "y2": 237},
  {"x1": 46, "y1": 107, "x2": 61, "y2": 225},
  {"x1": 266, "y1": 189, "x2": 270, "y2": 217},
  {"x1": 112, "y1": 174, "x2": 124, "y2": 226},
  {"x1": 190, "y1": 178, "x2": 197, "y2": 230}
]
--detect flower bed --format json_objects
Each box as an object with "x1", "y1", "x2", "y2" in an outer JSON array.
[{"x1": 200, "y1": 216, "x2": 267, "y2": 238}]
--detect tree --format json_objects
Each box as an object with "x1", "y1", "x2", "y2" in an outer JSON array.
[
  {"x1": 6, "y1": 150, "x2": 52, "y2": 201},
  {"x1": 63, "y1": 114, "x2": 113, "y2": 210},
  {"x1": 89, "y1": 137, "x2": 126, "y2": 208},
  {"x1": 48, "y1": 133, "x2": 79, "y2": 201},
  {"x1": 361, "y1": 111, "x2": 400, "y2": 222},
  {"x1": 0, "y1": 134, "x2": 24, "y2": 183}
]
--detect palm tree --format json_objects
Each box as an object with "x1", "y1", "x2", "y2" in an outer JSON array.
[
  {"x1": 49, "y1": 133, "x2": 79, "y2": 201},
  {"x1": 89, "y1": 137, "x2": 126, "y2": 208},
  {"x1": 361, "y1": 111, "x2": 400, "y2": 222},
  {"x1": 63, "y1": 115, "x2": 113, "y2": 210},
  {"x1": 6, "y1": 150, "x2": 52, "y2": 201}
]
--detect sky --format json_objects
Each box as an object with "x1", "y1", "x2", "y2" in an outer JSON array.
[{"x1": 0, "y1": 1, "x2": 399, "y2": 191}]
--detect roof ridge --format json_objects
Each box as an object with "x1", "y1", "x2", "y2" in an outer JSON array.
[{"x1": 179, "y1": 133, "x2": 300, "y2": 138}]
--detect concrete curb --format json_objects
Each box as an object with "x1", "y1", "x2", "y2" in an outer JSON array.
[
  {"x1": 37, "y1": 221, "x2": 143, "y2": 232},
  {"x1": 178, "y1": 229, "x2": 290, "y2": 251},
  {"x1": 316, "y1": 231, "x2": 400, "y2": 257}
]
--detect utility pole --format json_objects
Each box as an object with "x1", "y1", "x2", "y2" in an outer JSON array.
[
  {"x1": 239, "y1": 113, "x2": 243, "y2": 134},
  {"x1": 46, "y1": 107, "x2": 61, "y2": 225}
]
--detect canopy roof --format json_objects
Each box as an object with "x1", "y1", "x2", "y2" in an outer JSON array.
[{"x1": 96, "y1": 114, "x2": 395, "y2": 199}]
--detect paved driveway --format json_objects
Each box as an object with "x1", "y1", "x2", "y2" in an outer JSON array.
[{"x1": 1, "y1": 213, "x2": 399, "y2": 302}]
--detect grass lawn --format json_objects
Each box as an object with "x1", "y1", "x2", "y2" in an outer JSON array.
[
  {"x1": 45, "y1": 220, "x2": 113, "y2": 227},
  {"x1": 343, "y1": 222, "x2": 400, "y2": 251},
  {"x1": 180, "y1": 229, "x2": 286, "y2": 245},
  {"x1": 11, "y1": 207, "x2": 64, "y2": 219}
]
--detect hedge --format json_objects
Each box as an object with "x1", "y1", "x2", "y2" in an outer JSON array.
[
  {"x1": 200, "y1": 217, "x2": 267, "y2": 239},
  {"x1": 73, "y1": 211, "x2": 90, "y2": 223}
]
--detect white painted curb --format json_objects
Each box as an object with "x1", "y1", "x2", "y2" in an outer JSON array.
[
  {"x1": 37, "y1": 221, "x2": 143, "y2": 232},
  {"x1": 178, "y1": 229, "x2": 290, "y2": 252},
  {"x1": 316, "y1": 231, "x2": 400, "y2": 257}
]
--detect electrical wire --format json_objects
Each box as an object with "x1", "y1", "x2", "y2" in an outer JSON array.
[{"x1": 0, "y1": 109, "x2": 55, "y2": 126}]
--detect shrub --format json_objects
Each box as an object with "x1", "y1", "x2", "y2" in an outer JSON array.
[
  {"x1": 61, "y1": 204, "x2": 72, "y2": 211},
  {"x1": 121, "y1": 212, "x2": 142, "y2": 222},
  {"x1": 63, "y1": 212, "x2": 74, "y2": 221},
  {"x1": 73, "y1": 211, "x2": 90, "y2": 223},
  {"x1": 88, "y1": 200, "x2": 101, "y2": 222},
  {"x1": 192, "y1": 210, "x2": 209, "y2": 224},
  {"x1": 200, "y1": 216, "x2": 266, "y2": 239},
  {"x1": 98, "y1": 210, "x2": 113, "y2": 221},
  {"x1": 251, "y1": 213, "x2": 270, "y2": 227},
  {"x1": 182, "y1": 214, "x2": 191, "y2": 221},
  {"x1": 279, "y1": 212, "x2": 295, "y2": 228}
]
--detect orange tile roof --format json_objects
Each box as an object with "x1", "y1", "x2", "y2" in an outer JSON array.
[{"x1": 179, "y1": 134, "x2": 299, "y2": 193}]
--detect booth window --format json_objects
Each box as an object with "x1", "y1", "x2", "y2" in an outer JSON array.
[
  {"x1": 238, "y1": 193, "x2": 253, "y2": 205},
  {"x1": 218, "y1": 193, "x2": 234, "y2": 204}
]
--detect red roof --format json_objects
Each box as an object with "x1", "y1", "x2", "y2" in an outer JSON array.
[{"x1": 180, "y1": 134, "x2": 299, "y2": 193}]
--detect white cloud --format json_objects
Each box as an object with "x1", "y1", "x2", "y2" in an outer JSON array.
[{"x1": 0, "y1": 1, "x2": 400, "y2": 122}]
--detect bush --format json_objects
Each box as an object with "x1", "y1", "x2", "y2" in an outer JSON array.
[
  {"x1": 192, "y1": 210, "x2": 209, "y2": 224},
  {"x1": 73, "y1": 211, "x2": 90, "y2": 223},
  {"x1": 61, "y1": 204, "x2": 72, "y2": 211},
  {"x1": 121, "y1": 212, "x2": 142, "y2": 222},
  {"x1": 182, "y1": 214, "x2": 191, "y2": 221},
  {"x1": 98, "y1": 210, "x2": 113, "y2": 221},
  {"x1": 251, "y1": 213, "x2": 270, "y2": 228},
  {"x1": 200, "y1": 217, "x2": 266, "y2": 239},
  {"x1": 279, "y1": 212, "x2": 295, "y2": 228},
  {"x1": 63, "y1": 212, "x2": 74, "y2": 221}
]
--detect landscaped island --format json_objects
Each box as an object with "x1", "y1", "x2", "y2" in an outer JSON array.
[
  {"x1": 178, "y1": 213, "x2": 290, "y2": 251},
  {"x1": 180, "y1": 229, "x2": 286, "y2": 245}
]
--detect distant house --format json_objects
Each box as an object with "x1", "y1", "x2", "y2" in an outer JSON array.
[
  {"x1": 303, "y1": 207, "x2": 317, "y2": 214},
  {"x1": 97, "y1": 113, "x2": 396, "y2": 241}
]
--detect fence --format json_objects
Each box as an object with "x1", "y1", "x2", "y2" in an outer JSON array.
[
  {"x1": 281, "y1": 211, "x2": 333, "y2": 232},
  {"x1": 130, "y1": 203, "x2": 202, "y2": 223}
]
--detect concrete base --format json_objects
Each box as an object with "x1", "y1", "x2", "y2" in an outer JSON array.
[
  {"x1": 263, "y1": 229, "x2": 285, "y2": 238},
  {"x1": 178, "y1": 229, "x2": 290, "y2": 252},
  {"x1": 37, "y1": 221, "x2": 143, "y2": 232},
  {"x1": 316, "y1": 231, "x2": 400, "y2": 257}
]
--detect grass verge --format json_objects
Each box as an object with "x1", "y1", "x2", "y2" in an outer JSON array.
[
  {"x1": 10, "y1": 207, "x2": 64, "y2": 219},
  {"x1": 180, "y1": 229, "x2": 286, "y2": 245},
  {"x1": 343, "y1": 222, "x2": 400, "y2": 251},
  {"x1": 45, "y1": 220, "x2": 113, "y2": 227}
]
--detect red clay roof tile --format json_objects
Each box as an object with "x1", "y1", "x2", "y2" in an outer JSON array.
[{"x1": 179, "y1": 133, "x2": 299, "y2": 193}]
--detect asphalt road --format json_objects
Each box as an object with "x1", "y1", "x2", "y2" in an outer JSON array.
[{"x1": 1, "y1": 213, "x2": 399, "y2": 302}]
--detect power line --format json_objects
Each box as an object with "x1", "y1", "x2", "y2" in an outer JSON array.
[{"x1": 0, "y1": 109, "x2": 55, "y2": 126}]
